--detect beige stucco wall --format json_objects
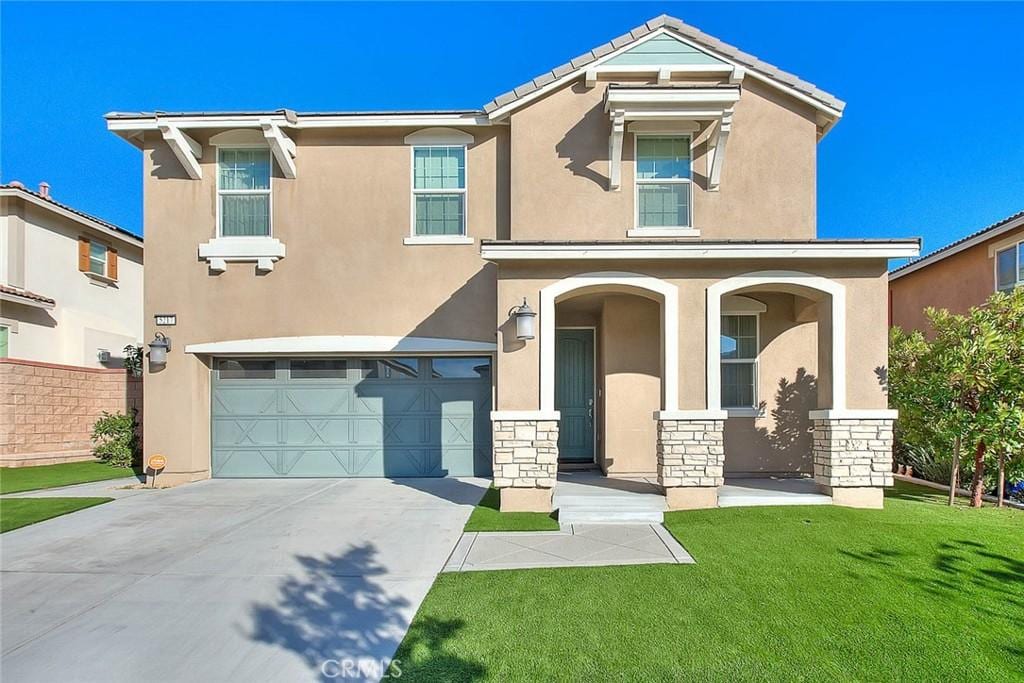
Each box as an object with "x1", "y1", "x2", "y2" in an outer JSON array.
[
  {"x1": 496, "y1": 259, "x2": 889, "y2": 416},
  {"x1": 0, "y1": 196, "x2": 143, "y2": 368},
  {"x1": 140, "y1": 127, "x2": 507, "y2": 480},
  {"x1": 722, "y1": 293, "x2": 818, "y2": 475},
  {"x1": 508, "y1": 77, "x2": 818, "y2": 240},
  {"x1": 889, "y1": 225, "x2": 1024, "y2": 335}
]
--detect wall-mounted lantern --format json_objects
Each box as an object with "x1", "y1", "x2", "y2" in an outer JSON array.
[
  {"x1": 510, "y1": 298, "x2": 536, "y2": 341},
  {"x1": 148, "y1": 332, "x2": 171, "y2": 366}
]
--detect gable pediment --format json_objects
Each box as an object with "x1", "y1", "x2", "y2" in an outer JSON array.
[{"x1": 604, "y1": 33, "x2": 727, "y2": 67}]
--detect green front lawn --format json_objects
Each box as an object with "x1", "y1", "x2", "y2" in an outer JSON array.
[
  {"x1": 397, "y1": 482, "x2": 1023, "y2": 680},
  {"x1": 0, "y1": 461, "x2": 138, "y2": 494},
  {"x1": 464, "y1": 488, "x2": 560, "y2": 532},
  {"x1": 0, "y1": 497, "x2": 113, "y2": 532}
]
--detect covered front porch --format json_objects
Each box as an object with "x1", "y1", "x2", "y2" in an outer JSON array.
[{"x1": 484, "y1": 243, "x2": 912, "y2": 514}]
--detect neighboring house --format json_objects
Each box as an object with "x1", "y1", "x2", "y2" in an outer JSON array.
[
  {"x1": 0, "y1": 181, "x2": 144, "y2": 466},
  {"x1": 889, "y1": 210, "x2": 1024, "y2": 333},
  {"x1": 0, "y1": 182, "x2": 144, "y2": 366},
  {"x1": 108, "y1": 15, "x2": 918, "y2": 511}
]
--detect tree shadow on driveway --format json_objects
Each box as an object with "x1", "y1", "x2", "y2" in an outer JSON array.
[{"x1": 245, "y1": 543, "x2": 483, "y2": 681}]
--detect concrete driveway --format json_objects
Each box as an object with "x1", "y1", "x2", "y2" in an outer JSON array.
[{"x1": 1, "y1": 477, "x2": 488, "y2": 682}]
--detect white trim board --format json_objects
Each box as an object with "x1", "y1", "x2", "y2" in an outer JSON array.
[
  {"x1": 482, "y1": 241, "x2": 920, "y2": 261},
  {"x1": 185, "y1": 336, "x2": 498, "y2": 356},
  {"x1": 539, "y1": 272, "x2": 679, "y2": 413}
]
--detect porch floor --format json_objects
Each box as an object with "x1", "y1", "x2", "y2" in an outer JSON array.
[{"x1": 718, "y1": 476, "x2": 832, "y2": 507}]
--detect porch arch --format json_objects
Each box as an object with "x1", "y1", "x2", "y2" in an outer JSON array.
[
  {"x1": 706, "y1": 270, "x2": 846, "y2": 411},
  {"x1": 540, "y1": 272, "x2": 679, "y2": 413}
]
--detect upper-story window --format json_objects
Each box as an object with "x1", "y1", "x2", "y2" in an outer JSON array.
[
  {"x1": 721, "y1": 314, "x2": 758, "y2": 408},
  {"x1": 77, "y1": 237, "x2": 117, "y2": 281},
  {"x1": 412, "y1": 146, "x2": 466, "y2": 236},
  {"x1": 88, "y1": 241, "x2": 107, "y2": 275},
  {"x1": 636, "y1": 135, "x2": 691, "y2": 229},
  {"x1": 996, "y1": 241, "x2": 1024, "y2": 291},
  {"x1": 218, "y1": 148, "x2": 272, "y2": 237}
]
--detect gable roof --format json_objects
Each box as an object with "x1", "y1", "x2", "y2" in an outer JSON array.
[
  {"x1": 889, "y1": 209, "x2": 1024, "y2": 280},
  {"x1": 0, "y1": 183, "x2": 142, "y2": 247},
  {"x1": 482, "y1": 15, "x2": 845, "y2": 119}
]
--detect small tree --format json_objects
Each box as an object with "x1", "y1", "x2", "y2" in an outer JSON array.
[
  {"x1": 123, "y1": 344, "x2": 144, "y2": 378},
  {"x1": 91, "y1": 410, "x2": 140, "y2": 468}
]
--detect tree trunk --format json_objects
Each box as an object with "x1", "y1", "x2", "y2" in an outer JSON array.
[
  {"x1": 948, "y1": 435, "x2": 961, "y2": 506},
  {"x1": 997, "y1": 449, "x2": 1006, "y2": 508},
  {"x1": 969, "y1": 440, "x2": 987, "y2": 508}
]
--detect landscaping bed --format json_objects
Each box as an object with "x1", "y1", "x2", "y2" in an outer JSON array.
[{"x1": 397, "y1": 482, "x2": 1023, "y2": 680}]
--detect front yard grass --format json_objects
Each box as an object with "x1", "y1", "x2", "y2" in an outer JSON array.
[
  {"x1": 0, "y1": 461, "x2": 139, "y2": 494},
  {"x1": 0, "y1": 497, "x2": 112, "y2": 532},
  {"x1": 397, "y1": 482, "x2": 1023, "y2": 680},
  {"x1": 463, "y1": 488, "x2": 560, "y2": 532}
]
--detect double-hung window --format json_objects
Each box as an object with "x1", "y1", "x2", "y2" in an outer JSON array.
[
  {"x1": 721, "y1": 314, "x2": 758, "y2": 408},
  {"x1": 412, "y1": 146, "x2": 466, "y2": 236},
  {"x1": 636, "y1": 136, "x2": 691, "y2": 228},
  {"x1": 995, "y1": 241, "x2": 1024, "y2": 292},
  {"x1": 88, "y1": 241, "x2": 107, "y2": 275},
  {"x1": 218, "y1": 148, "x2": 271, "y2": 237}
]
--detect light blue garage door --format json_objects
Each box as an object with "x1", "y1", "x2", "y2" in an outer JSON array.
[{"x1": 211, "y1": 357, "x2": 493, "y2": 478}]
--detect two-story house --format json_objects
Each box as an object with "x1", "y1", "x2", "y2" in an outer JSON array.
[
  {"x1": 889, "y1": 209, "x2": 1024, "y2": 333},
  {"x1": 108, "y1": 15, "x2": 918, "y2": 511}
]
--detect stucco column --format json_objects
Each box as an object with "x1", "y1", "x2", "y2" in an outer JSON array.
[
  {"x1": 656, "y1": 412, "x2": 725, "y2": 509},
  {"x1": 810, "y1": 410, "x2": 896, "y2": 509},
  {"x1": 491, "y1": 413, "x2": 559, "y2": 512}
]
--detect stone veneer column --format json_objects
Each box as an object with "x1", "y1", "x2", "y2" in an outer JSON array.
[
  {"x1": 492, "y1": 418, "x2": 559, "y2": 512},
  {"x1": 656, "y1": 417, "x2": 725, "y2": 510},
  {"x1": 812, "y1": 413, "x2": 895, "y2": 509}
]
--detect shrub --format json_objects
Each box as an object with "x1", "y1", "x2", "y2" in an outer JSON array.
[
  {"x1": 91, "y1": 410, "x2": 139, "y2": 468},
  {"x1": 899, "y1": 442, "x2": 954, "y2": 485}
]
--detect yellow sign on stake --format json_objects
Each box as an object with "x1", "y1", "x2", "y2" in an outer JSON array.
[{"x1": 148, "y1": 454, "x2": 167, "y2": 471}]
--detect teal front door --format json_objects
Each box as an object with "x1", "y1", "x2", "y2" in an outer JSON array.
[{"x1": 555, "y1": 329, "x2": 595, "y2": 463}]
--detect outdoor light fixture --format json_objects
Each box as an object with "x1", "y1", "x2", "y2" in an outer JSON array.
[
  {"x1": 148, "y1": 332, "x2": 171, "y2": 366},
  {"x1": 510, "y1": 298, "x2": 536, "y2": 341}
]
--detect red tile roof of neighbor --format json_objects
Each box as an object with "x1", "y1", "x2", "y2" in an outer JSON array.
[{"x1": 0, "y1": 283, "x2": 55, "y2": 307}]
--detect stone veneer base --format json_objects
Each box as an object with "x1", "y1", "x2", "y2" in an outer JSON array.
[
  {"x1": 656, "y1": 418, "x2": 725, "y2": 488},
  {"x1": 500, "y1": 487, "x2": 554, "y2": 512},
  {"x1": 492, "y1": 419, "x2": 559, "y2": 490},
  {"x1": 813, "y1": 417, "x2": 895, "y2": 495}
]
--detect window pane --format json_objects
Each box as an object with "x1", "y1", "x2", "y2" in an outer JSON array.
[
  {"x1": 88, "y1": 242, "x2": 106, "y2": 275},
  {"x1": 1019, "y1": 244, "x2": 1024, "y2": 283},
  {"x1": 638, "y1": 183, "x2": 690, "y2": 227},
  {"x1": 414, "y1": 146, "x2": 465, "y2": 190},
  {"x1": 722, "y1": 363, "x2": 755, "y2": 407},
  {"x1": 221, "y1": 195, "x2": 270, "y2": 236},
  {"x1": 414, "y1": 194, "x2": 464, "y2": 235},
  {"x1": 290, "y1": 359, "x2": 348, "y2": 379},
  {"x1": 997, "y1": 247, "x2": 1017, "y2": 290},
  {"x1": 358, "y1": 358, "x2": 419, "y2": 380},
  {"x1": 0, "y1": 326, "x2": 8, "y2": 359},
  {"x1": 217, "y1": 359, "x2": 276, "y2": 379},
  {"x1": 430, "y1": 357, "x2": 491, "y2": 378},
  {"x1": 721, "y1": 315, "x2": 757, "y2": 360},
  {"x1": 219, "y1": 149, "x2": 271, "y2": 190},
  {"x1": 637, "y1": 136, "x2": 690, "y2": 179}
]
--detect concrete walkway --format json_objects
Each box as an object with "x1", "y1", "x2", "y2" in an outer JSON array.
[
  {"x1": 1, "y1": 477, "x2": 488, "y2": 683},
  {"x1": 444, "y1": 523, "x2": 693, "y2": 572},
  {"x1": 2, "y1": 476, "x2": 146, "y2": 499},
  {"x1": 718, "y1": 477, "x2": 832, "y2": 507}
]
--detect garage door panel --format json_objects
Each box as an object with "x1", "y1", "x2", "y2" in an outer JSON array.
[{"x1": 212, "y1": 357, "x2": 493, "y2": 478}]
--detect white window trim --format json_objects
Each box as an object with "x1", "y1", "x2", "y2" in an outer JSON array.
[
  {"x1": 215, "y1": 143, "x2": 273, "y2": 240},
  {"x1": 720, "y1": 312, "x2": 760, "y2": 410},
  {"x1": 994, "y1": 239, "x2": 1024, "y2": 292},
  {"x1": 633, "y1": 133, "x2": 694, "y2": 232},
  {"x1": 408, "y1": 144, "x2": 469, "y2": 242}
]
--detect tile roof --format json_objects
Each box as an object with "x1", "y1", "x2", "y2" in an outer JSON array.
[
  {"x1": 0, "y1": 283, "x2": 55, "y2": 307},
  {"x1": 890, "y1": 209, "x2": 1024, "y2": 277},
  {"x1": 482, "y1": 14, "x2": 845, "y2": 115},
  {"x1": 0, "y1": 184, "x2": 142, "y2": 244}
]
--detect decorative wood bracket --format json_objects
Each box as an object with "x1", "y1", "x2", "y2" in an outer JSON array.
[
  {"x1": 608, "y1": 110, "x2": 626, "y2": 191},
  {"x1": 708, "y1": 109, "x2": 733, "y2": 191},
  {"x1": 158, "y1": 124, "x2": 203, "y2": 180},
  {"x1": 260, "y1": 119, "x2": 297, "y2": 179}
]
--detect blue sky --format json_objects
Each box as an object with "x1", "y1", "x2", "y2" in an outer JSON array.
[{"x1": 2, "y1": 2, "x2": 1022, "y2": 261}]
